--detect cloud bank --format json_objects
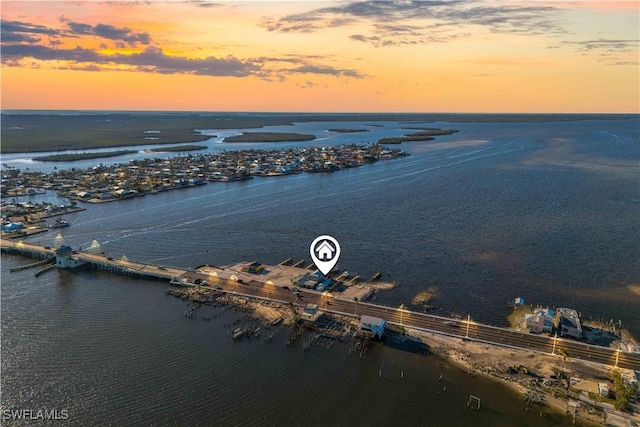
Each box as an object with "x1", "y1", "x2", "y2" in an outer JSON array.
[{"x1": 1, "y1": 18, "x2": 364, "y2": 79}]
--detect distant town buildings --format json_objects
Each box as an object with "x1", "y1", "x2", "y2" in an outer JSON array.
[{"x1": 1, "y1": 144, "x2": 408, "y2": 205}]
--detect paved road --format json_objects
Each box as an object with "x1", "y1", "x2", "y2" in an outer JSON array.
[{"x1": 182, "y1": 272, "x2": 640, "y2": 371}]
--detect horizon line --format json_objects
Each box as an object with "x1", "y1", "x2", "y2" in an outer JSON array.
[{"x1": 1, "y1": 109, "x2": 638, "y2": 116}]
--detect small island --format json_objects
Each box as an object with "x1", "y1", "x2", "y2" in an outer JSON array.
[
  {"x1": 378, "y1": 128, "x2": 459, "y2": 144},
  {"x1": 33, "y1": 150, "x2": 139, "y2": 162},
  {"x1": 327, "y1": 128, "x2": 370, "y2": 133},
  {"x1": 147, "y1": 145, "x2": 208, "y2": 153},
  {"x1": 223, "y1": 132, "x2": 316, "y2": 143}
]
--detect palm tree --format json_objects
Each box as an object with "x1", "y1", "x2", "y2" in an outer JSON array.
[{"x1": 558, "y1": 348, "x2": 569, "y2": 364}]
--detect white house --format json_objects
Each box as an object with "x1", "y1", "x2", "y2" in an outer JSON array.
[
  {"x1": 55, "y1": 246, "x2": 86, "y2": 269},
  {"x1": 360, "y1": 315, "x2": 387, "y2": 339}
]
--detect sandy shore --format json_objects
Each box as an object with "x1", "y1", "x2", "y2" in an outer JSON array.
[{"x1": 411, "y1": 329, "x2": 638, "y2": 426}]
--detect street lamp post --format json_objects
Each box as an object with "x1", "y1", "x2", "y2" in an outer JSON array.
[
  {"x1": 614, "y1": 346, "x2": 621, "y2": 368},
  {"x1": 552, "y1": 331, "x2": 558, "y2": 355},
  {"x1": 399, "y1": 304, "x2": 407, "y2": 326},
  {"x1": 465, "y1": 314, "x2": 471, "y2": 338}
]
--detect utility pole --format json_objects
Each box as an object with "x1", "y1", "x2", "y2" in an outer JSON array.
[{"x1": 552, "y1": 332, "x2": 558, "y2": 355}]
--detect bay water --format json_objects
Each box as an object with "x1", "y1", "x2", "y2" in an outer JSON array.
[{"x1": 2, "y1": 116, "x2": 638, "y2": 425}]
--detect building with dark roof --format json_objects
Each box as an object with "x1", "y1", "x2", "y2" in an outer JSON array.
[{"x1": 555, "y1": 308, "x2": 583, "y2": 340}]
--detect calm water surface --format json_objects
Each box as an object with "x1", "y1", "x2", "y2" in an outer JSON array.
[{"x1": 2, "y1": 117, "x2": 638, "y2": 425}]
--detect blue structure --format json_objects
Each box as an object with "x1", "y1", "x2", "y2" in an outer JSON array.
[
  {"x1": 359, "y1": 315, "x2": 387, "y2": 339},
  {"x1": 2, "y1": 222, "x2": 24, "y2": 232}
]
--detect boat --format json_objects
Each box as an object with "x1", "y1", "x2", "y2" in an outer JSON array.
[
  {"x1": 49, "y1": 218, "x2": 70, "y2": 229},
  {"x1": 232, "y1": 328, "x2": 246, "y2": 340}
]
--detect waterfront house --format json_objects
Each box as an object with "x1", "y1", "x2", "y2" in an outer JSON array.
[
  {"x1": 294, "y1": 271, "x2": 332, "y2": 290},
  {"x1": 555, "y1": 308, "x2": 583, "y2": 340},
  {"x1": 525, "y1": 308, "x2": 555, "y2": 334},
  {"x1": 359, "y1": 315, "x2": 387, "y2": 339},
  {"x1": 75, "y1": 191, "x2": 92, "y2": 200},
  {"x1": 240, "y1": 261, "x2": 264, "y2": 274},
  {"x1": 303, "y1": 303, "x2": 319, "y2": 316}
]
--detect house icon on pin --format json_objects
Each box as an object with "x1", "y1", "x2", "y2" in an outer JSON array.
[{"x1": 315, "y1": 240, "x2": 335, "y2": 261}]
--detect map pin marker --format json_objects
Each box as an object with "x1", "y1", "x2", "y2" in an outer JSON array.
[{"x1": 310, "y1": 235, "x2": 341, "y2": 276}]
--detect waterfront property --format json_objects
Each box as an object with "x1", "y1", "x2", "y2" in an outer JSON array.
[
  {"x1": 555, "y1": 308, "x2": 583, "y2": 340},
  {"x1": 525, "y1": 308, "x2": 555, "y2": 334},
  {"x1": 359, "y1": 315, "x2": 387, "y2": 339},
  {"x1": 239, "y1": 261, "x2": 264, "y2": 274},
  {"x1": 303, "y1": 303, "x2": 319, "y2": 317},
  {"x1": 294, "y1": 270, "x2": 332, "y2": 291}
]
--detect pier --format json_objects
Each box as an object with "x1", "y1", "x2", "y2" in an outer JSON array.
[
  {"x1": 2, "y1": 238, "x2": 639, "y2": 371},
  {"x1": 1, "y1": 239, "x2": 186, "y2": 281}
]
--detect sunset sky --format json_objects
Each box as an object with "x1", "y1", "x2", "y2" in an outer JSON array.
[{"x1": 1, "y1": 1, "x2": 638, "y2": 113}]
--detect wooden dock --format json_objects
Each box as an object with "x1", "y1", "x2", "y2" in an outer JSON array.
[
  {"x1": 34, "y1": 263, "x2": 57, "y2": 277},
  {"x1": 9, "y1": 257, "x2": 55, "y2": 272},
  {"x1": 291, "y1": 259, "x2": 305, "y2": 268}
]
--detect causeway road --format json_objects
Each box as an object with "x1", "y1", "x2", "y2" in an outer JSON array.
[{"x1": 191, "y1": 274, "x2": 640, "y2": 371}]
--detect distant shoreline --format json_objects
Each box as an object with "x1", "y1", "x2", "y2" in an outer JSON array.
[{"x1": 1, "y1": 112, "x2": 633, "y2": 154}]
